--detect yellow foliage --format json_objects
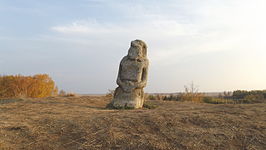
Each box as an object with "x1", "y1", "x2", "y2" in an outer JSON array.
[{"x1": 0, "y1": 74, "x2": 58, "y2": 98}]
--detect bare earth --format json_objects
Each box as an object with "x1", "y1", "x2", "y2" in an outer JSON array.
[{"x1": 0, "y1": 96, "x2": 265, "y2": 150}]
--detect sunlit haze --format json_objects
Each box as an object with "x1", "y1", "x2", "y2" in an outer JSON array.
[{"x1": 1, "y1": 0, "x2": 266, "y2": 93}]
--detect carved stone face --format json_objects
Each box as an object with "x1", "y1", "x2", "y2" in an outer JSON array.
[{"x1": 128, "y1": 41, "x2": 143, "y2": 60}]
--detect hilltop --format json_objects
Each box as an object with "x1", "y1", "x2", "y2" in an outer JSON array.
[{"x1": 0, "y1": 96, "x2": 265, "y2": 150}]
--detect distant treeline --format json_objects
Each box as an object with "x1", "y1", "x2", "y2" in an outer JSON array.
[
  {"x1": 0, "y1": 74, "x2": 58, "y2": 98},
  {"x1": 232, "y1": 90, "x2": 266, "y2": 100},
  {"x1": 147, "y1": 90, "x2": 266, "y2": 104}
]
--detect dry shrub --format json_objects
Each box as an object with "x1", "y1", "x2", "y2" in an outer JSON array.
[
  {"x1": 146, "y1": 94, "x2": 164, "y2": 100},
  {"x1": 243, "y1": 94, "x2": 264, "y2": 103},
  {"x1": 180, "y1": 93, "x2": 204, "y2": 103},
  {"x1": 65, "y1": 93, "x2": 78, "y2": 97},
  {"x1": 58, "y1": 90, "x2": 77, "y2": 97},
  {"x1": 59, "y1": 90, "x2": 67, "y2": 96},
  {"x1": 105, "y1": 89, "x2": 114, "y2": 100},
  {"x1": 144, "y1": 93, "x2": 150, "y2": 100},
  {"x1": 180, "y1": 82, "x2": 203, "y2": 103},
  {"x1": 146, "y1": 94, "x2": 156, "y2": 100},
  {"x1": 106, "y1": 89, "x2": 114, "y2": 97},
  {"x1": 154, "y1": 94, "x2": 163, "y2": 100}
]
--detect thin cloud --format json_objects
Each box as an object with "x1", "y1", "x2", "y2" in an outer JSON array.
[
  {"x1": 49, "y1": 17, "x2": 199, "y2": 66},
  {"x1": 51, "y1": 23, "x2": 92, "y2": 34},
  {"x1": 51, "y1": 17, "x2": 194, "y2": 36},
  {"x1": 2, "y1": 0, "x2": 265, "y2": 92}
]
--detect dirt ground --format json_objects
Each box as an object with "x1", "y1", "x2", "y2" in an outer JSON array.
[{"x1": 0, "y1": 96, "x2": 265, "y2": 150}]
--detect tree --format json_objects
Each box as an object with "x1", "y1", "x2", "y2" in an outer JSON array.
[
  {"x1": 181, "y1": 82, "x2": 203, "y2": 102},
  {"x1": 0, "y1": 74, "x2": 58, "y2": 98}
]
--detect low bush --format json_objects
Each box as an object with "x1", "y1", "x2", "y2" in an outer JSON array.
[
  {"x1": 105, "y1": 89, "x2": 115, "y2": 99},
  {"x1": 163, "y1": 94, "x2": 182, "y2": 101},
  {"x1": 203, "y1": 97, "x2": 235, "y2": 104},
  {"x1": 146, "y1": 94, "x2": 164, "y2": 100},
  {"x1": 143, "y1": 101, "x2": 159, "y2": 109}
]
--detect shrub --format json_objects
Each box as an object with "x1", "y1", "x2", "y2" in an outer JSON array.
[
  {"x1": 105, "y1": 89, "x2": 115, "y2": 99},
  {"x1": 147, "y1": 94, "x2": 156, "y2": 100},
  {"x1": 146, "y1": 94, "x2": 164, "y2": 100},
  {"x1": 180, "y1": 93, "x2": 204, "y2": 102},
  {"x1": 179, "y1": 82, "x2": 204, "y2": 103},
  {"x1": 244, "y1": 94, "x2": 264, "y2": 101},
  {"x1": 163, "y1": 94, "x2": 182, "y2": 101},
  {"x1": 0, "y1": 74, "x2": 58, "y2": 98},
  {"x1": 59, "y1": 90, "x2": 66, "y2": 96},
  {"x1": 65, "y1": 93, "x2": 78, "y2": 97},
  {"x1": 203, "y1": 97, "x2": 235, "y2": 104},
  {"x1": 143, "y1": 101, "x2": 159, "y2": 109}
]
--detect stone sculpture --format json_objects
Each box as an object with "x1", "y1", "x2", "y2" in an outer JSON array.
[{"x1": 110, "y1": 39, "x2": 149, "y2": 108}]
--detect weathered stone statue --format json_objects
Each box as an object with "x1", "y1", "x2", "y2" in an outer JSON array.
[{"x1": 110, "y1": 39, "x2": 149, "y2": 108}]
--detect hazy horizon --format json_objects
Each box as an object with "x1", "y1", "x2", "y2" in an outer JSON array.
[{"x1": 1, "y1": 0, "x2": 266, "y2": 94}]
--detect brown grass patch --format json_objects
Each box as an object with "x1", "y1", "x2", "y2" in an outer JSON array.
[{"x1": 0, "y1": 96, "x2": 265, "y2": 150}]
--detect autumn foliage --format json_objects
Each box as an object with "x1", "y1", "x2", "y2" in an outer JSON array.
[{"x1": 0, "y1": 74, "x2": 58, "y2": 98}]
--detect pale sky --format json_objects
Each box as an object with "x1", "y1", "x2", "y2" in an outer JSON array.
[{"x1": 0, "y1": 0, "x2": 266, "y2": 94}]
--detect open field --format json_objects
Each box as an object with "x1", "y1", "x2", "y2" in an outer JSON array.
[{"x1": 0, "y1": 96, "x2": 266, "y2": 150}]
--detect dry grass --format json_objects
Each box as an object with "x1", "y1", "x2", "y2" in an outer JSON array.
[{"x1": 0, "y1": 96, "x2": 265, "y2": 150}]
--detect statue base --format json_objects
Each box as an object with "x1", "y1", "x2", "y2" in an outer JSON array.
[{"x1": 110, "y1": 87, "x2": 145, "y2": 109}]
